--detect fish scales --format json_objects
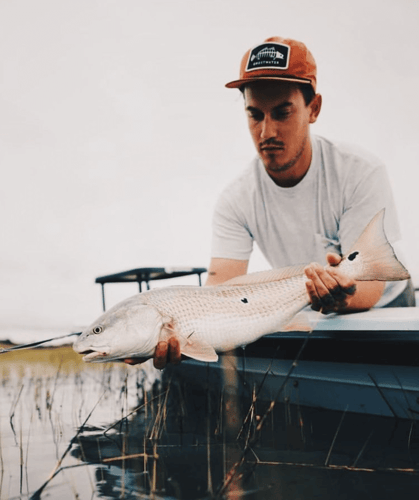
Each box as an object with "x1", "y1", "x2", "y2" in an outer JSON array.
[{"x1": 139, "y1": 275, "x2": 309, "y2": 351}]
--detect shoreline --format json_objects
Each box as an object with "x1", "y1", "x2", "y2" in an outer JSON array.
[{"x1": 0, "y1": 344, "x2": 104, "y2": 377}]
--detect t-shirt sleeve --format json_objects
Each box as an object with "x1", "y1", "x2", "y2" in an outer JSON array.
[{"x1": 210, "y1": 191, "x2": 254, "y2": 261}]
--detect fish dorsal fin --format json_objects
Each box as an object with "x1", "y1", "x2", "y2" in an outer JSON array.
[
  {"x1": 160, "y1": 323, "x2": 218, "y2": 362},
  {"x1": 219, "y1": 265, "x2": 307, "y2": 287}
]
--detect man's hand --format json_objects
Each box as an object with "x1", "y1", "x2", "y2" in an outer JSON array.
[
  {"x1": 123, "y1": 337, "x2": 181, "y2": 369},
  {"x1": 153, "y1": 337, "x2": 182, "y2": 369},
  {"x1": 304, "y1": 253, "x2": 357, "y2": 314}
]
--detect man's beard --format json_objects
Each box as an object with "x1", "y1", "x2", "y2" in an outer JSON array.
[{"x1": 263, "y1": 135, "x2": 307, "y2": 173}]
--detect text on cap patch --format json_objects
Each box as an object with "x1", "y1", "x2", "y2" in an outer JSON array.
[{"x1": 246, "y1": 42, "x2": 290, "y2": 72}]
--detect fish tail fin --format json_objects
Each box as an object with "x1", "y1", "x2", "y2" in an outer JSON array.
[{"x1": 344, "y1": 209, "x2": 410, "y2": 282}]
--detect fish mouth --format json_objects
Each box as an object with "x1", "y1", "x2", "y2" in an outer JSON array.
[{"x1": 79, "y1": 350, "x2": 109, "y2": 362}]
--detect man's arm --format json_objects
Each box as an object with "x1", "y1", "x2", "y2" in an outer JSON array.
[
  {"x1": 205, "y1": 258, "x2": 249, "y2": 286},
  {"x1": 207, "y1": 256, "x2": 384, "y2": 313}
]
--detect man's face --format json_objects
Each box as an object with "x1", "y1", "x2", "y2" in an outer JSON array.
[{"x1": 244, "y1": 81, "x2": 321, "y2": 184}]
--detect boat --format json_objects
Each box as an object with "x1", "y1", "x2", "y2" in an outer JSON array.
[{"x1": 96, "y1": 267, "x2": 419, "y2": 420}]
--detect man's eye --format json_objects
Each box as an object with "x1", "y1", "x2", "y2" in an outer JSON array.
[
  {"x1": 248, "y1": 112, "x2": 263, "y2": 121},
  {"x1": 273, "y1": 111, "x2": 291, "y2": 120}
]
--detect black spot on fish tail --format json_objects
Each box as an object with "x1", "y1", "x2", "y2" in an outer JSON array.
[
  {"x1": 348, "y1": 251, "x2": 359, "y2": 261},
  {"x1": 241, "y1": 298, "x2": 248, "y2": 304}
]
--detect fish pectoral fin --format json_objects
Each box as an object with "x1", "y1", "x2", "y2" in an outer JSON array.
[
  {"x1": 160, "y1": 321, "x2": 177, "y2": 342},
  {"x1": 278, "y1": 312, "x2": 313, "y2": 333},
  {"x1": 179, "y1": 334, "x2": 219, "y2": 363},
  {"x1": 160, "y1": 323, "x2": 218, "y2": 362}
]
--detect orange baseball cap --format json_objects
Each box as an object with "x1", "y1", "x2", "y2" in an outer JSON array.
[{"x1": 225, "y1": 36, "x2": 317, "y2": 92}]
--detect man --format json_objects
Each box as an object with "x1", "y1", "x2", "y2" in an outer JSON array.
[{"x1": 126, "y1": 36, "x2": 414, "y2": 369}]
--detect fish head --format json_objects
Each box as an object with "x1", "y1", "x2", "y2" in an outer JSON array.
[{"x1": 73, "y1": 295, "x2": 163, "y2": 362}]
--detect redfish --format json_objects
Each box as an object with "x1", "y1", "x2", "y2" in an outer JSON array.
[{"x1": 73, "y1": 210, "x2": 410, "y2": 363}]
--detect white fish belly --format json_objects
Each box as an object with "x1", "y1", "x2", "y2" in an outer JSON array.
[{"x1": 141, "y1": 276, "x2": 309, "y2": 352}]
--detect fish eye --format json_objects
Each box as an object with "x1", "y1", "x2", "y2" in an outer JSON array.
[{"x1": 92, "y1": 326, "x2": 103, "y2": 334}]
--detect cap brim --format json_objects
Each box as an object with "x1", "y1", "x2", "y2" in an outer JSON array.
[{"x1": 225, "y1": 76, "x2": 313, "y2": 89}]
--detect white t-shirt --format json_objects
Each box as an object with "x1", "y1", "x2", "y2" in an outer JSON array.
[{"x1": 211, "y1": 135, "x2": 406, "y2": 306}]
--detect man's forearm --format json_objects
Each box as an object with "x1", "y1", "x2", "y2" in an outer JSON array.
[
  {"x1": 205, "y1": 258, "x2": 249, "y2": 286},
  {"x1": 338, "y1": 280, "x2": 385, "y2": 313}
]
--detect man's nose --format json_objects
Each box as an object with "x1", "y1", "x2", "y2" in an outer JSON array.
[{"x1": 260, "y1": 117, "x2": 277, "y2": 140}]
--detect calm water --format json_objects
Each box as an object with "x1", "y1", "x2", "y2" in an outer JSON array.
[{"x1": 1, "y1": 346, "x2": 419, "y2": 499}]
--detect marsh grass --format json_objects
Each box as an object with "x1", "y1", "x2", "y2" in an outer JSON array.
[{"x1": 2, "y1": 344, "x2": 419, "y2": 499}]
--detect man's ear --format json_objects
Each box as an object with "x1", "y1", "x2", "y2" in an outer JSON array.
[{"x1": 309, "y1": 94, "x2": 322, "y2": 124}]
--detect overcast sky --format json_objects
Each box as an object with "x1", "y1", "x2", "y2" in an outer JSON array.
[{"x1": 1, "y1": 0, "x2": 418, "y2": 333}]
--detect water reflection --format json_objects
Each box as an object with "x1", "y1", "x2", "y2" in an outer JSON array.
[{"x1": 69, "y1": 367, "x2": 419, "y2": 499}]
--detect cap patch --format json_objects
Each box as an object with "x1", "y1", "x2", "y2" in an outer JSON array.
[{"x1": 246, "y1": 42, "x2": 290, "y2": 72}]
